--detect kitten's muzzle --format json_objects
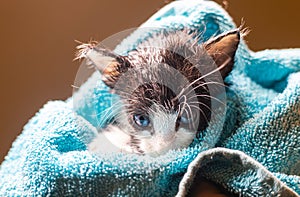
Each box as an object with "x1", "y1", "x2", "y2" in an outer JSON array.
[{"x1": 157, "y1": 132, "x2": 176, "y2": 142}]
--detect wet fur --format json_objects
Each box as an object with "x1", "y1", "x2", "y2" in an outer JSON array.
[{"x1": 85, "y1": 29, "x2": 240, "y2": 156}]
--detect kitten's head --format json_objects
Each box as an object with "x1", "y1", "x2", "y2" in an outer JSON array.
[{"x1": 82, "y1": 29, "x2": 240, "y2": 156}]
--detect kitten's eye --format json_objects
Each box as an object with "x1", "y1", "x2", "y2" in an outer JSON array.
[
  {"x1": 178, "y1": 115, "x2": 189, "y2": 124},
  {"x1": 133, "y1": 114, "x2": 150, "y2": 127}
]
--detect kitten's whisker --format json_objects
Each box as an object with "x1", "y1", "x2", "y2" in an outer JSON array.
[
  {"x1": 178, "y1": 95, "x2": 187, "y2": 117},
  {"x1": 185, "y1": 103, "x2": 194, "y2": 123},
  {"x1": 180, "y1": 97, "x2": 195, "y2": 129},
  {"x1": 95, "y1": 100, "x2": 133, "y2": 124},
  {"x1": 179, "y1": 96, "x2": 195, "y2": 128},
  {"x1": 188, "y1": 94, "x2": 226, "y2": 106},
  {"x1": 174, "y1": 88, "x2": 186, "y2": 103},
  {"x1": 182, "y1": 108, "x2": 193, "y2": 125},
  {"x1": 202, "y1": 80, "x2": 229, "y2": 88},
  {"x1": 193, "y1": 105, "x2": 210, "y2": 129},
  {"x1": 96, "y1": 102, "x2": 125, "y2": 126},
  {"x1": 177, "y1": 57, "x2": 231, "y2": 99},
  {"x1": 184, "y1": 81, "x2": 229, "y2": 97},
  {"x1": 113, "y1": 89, "x2": 136, "y2": 98},
  {"x1": 94, "y1": 100, "x2": 123, "y2": 117},
  {"x1": 190, "y1": 102, "x2": 212, "y2": 114}
]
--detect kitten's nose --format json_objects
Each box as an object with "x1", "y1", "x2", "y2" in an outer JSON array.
[{"x1": 152, "y1": 111, "x2": 178, "y2": 141}]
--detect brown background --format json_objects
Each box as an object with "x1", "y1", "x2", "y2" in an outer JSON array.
[{"x1": 0, "y1": 0, "x2": 300, "y2": 163}]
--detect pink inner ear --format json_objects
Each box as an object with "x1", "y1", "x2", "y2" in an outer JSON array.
[
  {"x1": 84, "y1": 47, "x2": 126, "y2": 88},
  {"x1": 100, "y1": 61, "x2": 123, "y2": 88},
  {"x1": 204, "y1": 30, "x2": 240, "y2": 78}
]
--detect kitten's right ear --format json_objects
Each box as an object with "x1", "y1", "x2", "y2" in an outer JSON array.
[
  {"x1": 204, "y1": 29, "x2": 240, "y2": 79},
  {"x1": 85, "y1": 48, "x2": 130, "y2": 88}
]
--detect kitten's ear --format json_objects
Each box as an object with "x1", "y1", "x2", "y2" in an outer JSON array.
[
  {"x1": 85, "y1": 48, "x2": 129, "y2": 88},
  {"x1": 204, "y1": 29, "x2": 240, "y2": 78}
]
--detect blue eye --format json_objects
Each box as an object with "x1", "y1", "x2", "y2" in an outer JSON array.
[
  {"x1": 133, "y1": 114, "x2": 150, "y2": 127},
  {"x1": 178, "y1": 115, "x2": 189, "y2": 124}
]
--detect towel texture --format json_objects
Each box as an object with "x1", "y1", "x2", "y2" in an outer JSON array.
[{"x1": 1, "y1": 0, "x2": 300, "y2": 196}]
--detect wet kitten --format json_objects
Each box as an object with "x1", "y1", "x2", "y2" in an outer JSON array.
[{"x1": 78, "y1": 29, "x2": 240, "y2": 156}]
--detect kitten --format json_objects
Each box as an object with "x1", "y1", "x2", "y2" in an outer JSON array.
[{"x1": 77, "y1": 29, "x2": 240, "y2": 156}]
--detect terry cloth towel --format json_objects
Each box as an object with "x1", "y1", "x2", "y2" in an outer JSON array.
[{"x1": 1, "y1": 0, "x2": 300, "y2": 196}]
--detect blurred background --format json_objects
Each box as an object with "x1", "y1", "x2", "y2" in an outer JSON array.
[{"x1": 1, "y1": 0, "x2": 300, "y2": 163}]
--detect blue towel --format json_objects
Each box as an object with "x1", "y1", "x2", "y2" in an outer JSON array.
[{"x1": 1, "y1": 0, "x2": 300, "y2": 196}]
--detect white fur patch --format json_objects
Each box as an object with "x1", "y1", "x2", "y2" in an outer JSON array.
[
  {"x1": 89, "y1": 106, "x2": 196, "y2": 156},
  {"x1": 88, "y1": 125, "x2": 133, "y2": 154},
  {"x1": 138, "y1": 109, "x2": 195, "y2": 156}
]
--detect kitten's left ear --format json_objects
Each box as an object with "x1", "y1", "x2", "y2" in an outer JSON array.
[
  {"x1": 204, "y1": 29, "x2": 240, "y2": 78},
  {"x1": 84, "y1": 47, "x2": 130, "y2": 88}
]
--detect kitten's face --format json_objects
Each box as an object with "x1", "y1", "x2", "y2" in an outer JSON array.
[
  {"x1": 119, "y1": 104, "x2": 196, "y2": 156},
  {"x1": 83, "y1": 29, "x2": 240, "y2": 155},
  {"x1": 116, "y1": 76, "x2": 207, "y2": 156}
]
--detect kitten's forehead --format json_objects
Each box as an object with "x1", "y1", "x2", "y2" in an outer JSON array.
[
  {"x1": 126, "y1": 82, "x2": 180, "y2": 113},
  {"x1": 125, "y1": 30, "x2": 209, "y2": 75},
  {"x1": 119, "y1": 64, "x2": 207, "y2": 117}
]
